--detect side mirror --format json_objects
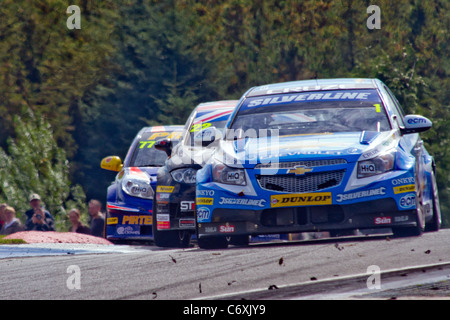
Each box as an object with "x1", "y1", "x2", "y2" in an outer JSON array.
[
  {"x1": 155, "y1": 139, "x2": 173, "y2": 157},
  {"x1": 194, "y1": 126, "x2": 217, "y2": 147},
  {"x1": 400, "y1": 115, "x2": 432, "y2": 135},
  {"x1": 101, "y1": 156, "x2": 123, "y2": 172}
]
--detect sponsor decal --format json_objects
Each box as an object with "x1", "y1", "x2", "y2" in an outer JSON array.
[
  {"x1": 271, "y1": 192, "x2": 332, "y2": 208},
  {"x1": 196, "y1": 197, "x2": 214, "y2": 205},
  {"x1": 156, "y1": 214, "x2": 170, "y2": 230},
  {"x1": 393, "y1": 184, "x2": 415, "y2": 194},
  {"x1": 375, "y1": 217, "x2": 391, "y2": 225},
  {"x1": 156, "y1": 186, "x2": 175, "y2": 193},
  {"x1": 180, "y1": 201, "x2": 196, "y2": 211},
  {"x1": 358, "y1": 162, "x2": 377, "y2": 175},
  {"x1": 107, "y1": 217, "x2": 118, "y2": 225},
  {"x1": 362, "y1": 148, "x2": 380, "y2": 159},
  {"x1": 399, "y1": 193, "x2": 416, "y2": 209},
  {"x1": 157, "y1": 193, "x2": 170, "y2": 200},
  {"x1": 179, "y1": 219, "x2": 195, "y2": 228},
  {"x1": 287, "y1": 166, "x2": 313, "y2": 175},
  {"x1": 394, "y1": 215, "x2": 409, "y2": 222},
  {"x1": 147, "y1": 131, "x2": 183, "y2": 141},
  {"x1": 197, "y1": 189, "x2": 215, "y2": 197},
  {"x1": 219, "y1": 223, "x2": 235, "y2": 233},
  {"x1": 219, "y1": 197, "x2": 266, "y2": 207},
  {"x1": 117, "y1": 226, "x2": 140, "y2": 235},
  {"x1": 204, "y1": 226, "x2": 217, "y2": 233},
  {"x1": 246, "y1": 91, "x2": 376, "y2": 108},
  {"x1": 122, "y1": 215, "x2": 152, "y2": 225},
  {"x1": 197, "y1": 207, "x2": 211, "y2": 222},
  {"x1": 392, "y1": 177, "x2": 415, "y2": 185},
  {"x1": 336, "y1": 187, "x2": 386, "y2": 202}
]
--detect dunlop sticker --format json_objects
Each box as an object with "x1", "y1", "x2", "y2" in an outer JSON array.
[
  {"x1": 156, "y1": 186, "x2": 175, "y2": 193},
  {"x1": 107, "y1": 217, "x2": 118, "y2": 225},
  {"x1": 393, "y1": 184, "x2": 415, "y2": 194},
  {"x1": 196, "y1": 197, "x2": 214, "y2": 205},
  {"x1": 271, "y1": 192, "x2": 332, "y2": 208}
]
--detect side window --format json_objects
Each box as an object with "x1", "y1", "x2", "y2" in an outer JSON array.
[{"x1": 382, "y1": 86, "x2": 405, "y2": 127}]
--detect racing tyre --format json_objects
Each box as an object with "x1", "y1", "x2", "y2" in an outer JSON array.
[
  {"x1": 153, "y1": 224, "x2": 191, "y2": 248},
  {"x1": 197, "y1": 236, "x2": 229, "y2": 249},
  {"x1": 229, "y1": 235, "x2": 250, "y2": 247},
  {"x1": 425, "y1": 170, "x2": 441, "y2": 232},
  {"x1": 152, "y1": 203, "x2": 191, "y2": 248}
]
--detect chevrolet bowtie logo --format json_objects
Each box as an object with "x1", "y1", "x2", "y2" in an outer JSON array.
[{"x1": 287, "y1": 166, "x2": 313, "y2": 175}]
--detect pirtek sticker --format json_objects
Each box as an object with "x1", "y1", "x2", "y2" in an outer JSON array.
[
  {"x1": 270, "y1": 192, "x2": 332, "y2": 208},
  {"x1": 122, "y1": 215, "x2": 152, "y2": 225},
  {"x1": 156, "y1": 186, "x2": 175, "y2": 193}
]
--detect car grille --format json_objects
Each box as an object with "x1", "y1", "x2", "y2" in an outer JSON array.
[
  {"x1": 257, "y1": 170, "x2": 346, "y2": 193},
  {"x1": 255, "y1": 159, "x2": 347, "y2": 169}
]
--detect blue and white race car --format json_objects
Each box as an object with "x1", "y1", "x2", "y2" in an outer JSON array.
[
  {"x1": 196, "y1": 78, "x2": 441, "y2": 248},
  {"x1": 100, "y1": 125, "x2": 184, "y2": 242}
]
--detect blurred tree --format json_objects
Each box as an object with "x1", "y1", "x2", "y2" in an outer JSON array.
[{"x1": 0, "y1": 107, "x2": 86, "y2": 231}]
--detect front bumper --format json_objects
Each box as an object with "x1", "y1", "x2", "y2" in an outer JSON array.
[
  {"x1": 106, "y1": 202, "x2": 153, "y2": 240},
  {"x1": 196, "y1": 167, "x2": 418, "y2": 238},
  {"x1": 197, "y1": 198, "x2": 417, "y2": 238},
  {"x1": 154, "y1": 183, "x2": 197, "y2": 232}
]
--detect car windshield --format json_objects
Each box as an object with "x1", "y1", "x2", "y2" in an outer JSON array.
[
  {"x1": 229, "y1": 91, "x2": 390, "y2": 138},
  {"x1": 185, "y1": 117, "x2": 230, "y2": 146},
  {"x1": 129, "y1": 131, "x2": 182, "y2": 167}
]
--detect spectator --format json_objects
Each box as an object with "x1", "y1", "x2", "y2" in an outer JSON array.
[
  {"x1": 25, "y1": 193, "x2": 55, "y2": 229},
  {"x1": 25, "y1": 207, "x2": 54, "y2": 231},
  {"x1": 0, "y1": 206, "x2": 24, "y2": 235},
  {"x1": 0, "y1": 203, "x2": 7, "y2": 229},
  {"x1": 68, "y1": 208, "x2": 91, "y2": 235},
  {"x1": 88, "y1": 199, "x2": 105, "y2": 237}
]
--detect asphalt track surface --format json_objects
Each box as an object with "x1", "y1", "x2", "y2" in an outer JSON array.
[{"x1": 1, "y1": 229, "x2": 449, "y2": 300}]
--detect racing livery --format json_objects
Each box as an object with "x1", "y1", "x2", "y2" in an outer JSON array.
[
  {"x1": 100, "y1": 125, "x2": 184, "y2": 242},
  {"x1": 153, "y1": 100, "x2": 238, "y2": 247},
  {"x1": 196, "y1": 78, "x2": 441, "y2": 248}
]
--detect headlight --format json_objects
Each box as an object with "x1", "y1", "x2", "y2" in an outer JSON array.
[
  {"x1": 171, "y1": 168, "x2": 197, "y2": 184},
  {"x1": 121, "y1": 172, "x2": 154, "y2": 199},
  {"x1": 212, "y1": 163, "x2": 246, "y2": 186},
  {"x1": 357, "y1": 149, "x2": 395, "y2": 178}
]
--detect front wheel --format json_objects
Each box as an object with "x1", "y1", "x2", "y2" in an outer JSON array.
[
  {"x1": 197, "y1": 236, "x2": 229, "y2": 249},
  {"x1": 152, "y1": 203, "x2": 191, "y2": 248},
  {"x1": 425, "y1": 170, "x2": 442, "y2": 232},
  {"x1": 153, "y1": 224, "x2": 191, "y2": 248}
]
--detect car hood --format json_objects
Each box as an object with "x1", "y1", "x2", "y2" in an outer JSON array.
[{"x1": 215, "y1": 130, "x2": 398, "y2": 168}]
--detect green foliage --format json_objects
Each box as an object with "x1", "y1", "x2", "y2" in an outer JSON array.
[
  {"x1": 0, "y1": 108, "x2": 86, "y2": 231},
  {"x1": 0, "y1": 0, "x2": 448, "y2": 226}
]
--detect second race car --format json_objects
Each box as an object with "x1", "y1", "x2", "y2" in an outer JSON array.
[{"x1": 152, "y1": 100, "x2": 239, "y2": 247}]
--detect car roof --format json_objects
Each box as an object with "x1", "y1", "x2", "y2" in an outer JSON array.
[
  {"x1": 246, "y1": 78, "x2": 380, "y2": 97},
  {"x1": 193, "y1": 100, "x2": 239, "y2": 124},
  {"x1": 138, "y1": 125, "x2": 185, "y2": 135},
  {"x1": 194, "y1": 100, "x2": 240, "y2": 112}
]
